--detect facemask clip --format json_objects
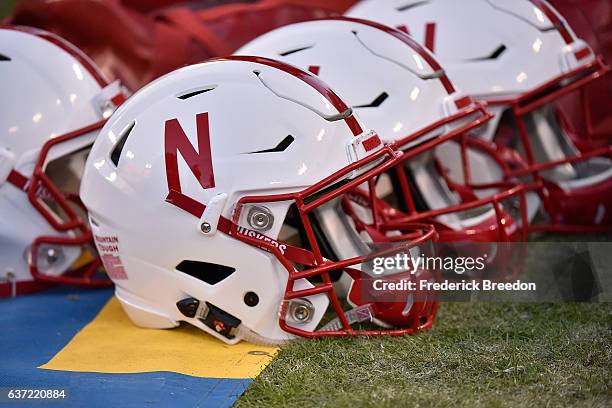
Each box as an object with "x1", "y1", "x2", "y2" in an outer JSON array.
[
  {"x1": 560, "y1": 40, "x2": 595, "y2": 72},
  {"x1": 346, "y1": 130, "x2": 383, "y2": 164},
  {"x1": 199, "y1": 193, "x2": 228, "y2": 235},
  {"x1": 94, "y1": 80, "x2": 128, "y2": 119}
]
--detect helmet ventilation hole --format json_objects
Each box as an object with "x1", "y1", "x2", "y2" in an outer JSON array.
[
  {"x1": 177, "y1": 86, "x2": 216, "y2": 100},
  {"x1": 354, "y1": 92, "x2": 389, "y2": 108},
  {"x1": 396, "y1": 1, "x2": 430, "y2": 12},
  {"x1": 175, "y1": 260, "x2": 236, "y2": 285},
  {"x1": 110, "y1": 121, "x2": 136, "y2": 166},
  {"x1": 278, "y1": 45, "x2": 313, "y2": 56},
  {"x1": 469, "y1": 45, "x2": 507, "y2": 61},
  {"x1": 248, "y1": 135, "x2": 294, "y2": 154}
]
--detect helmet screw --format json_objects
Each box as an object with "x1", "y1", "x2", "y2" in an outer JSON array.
[
  {"x1": 289, "y1": 299, "x2": 314, "y2": 324},
  {"x1": 46, "y1": 248, "x2": 59, "y2": 264},
  {"x1": 200, "y1": 222, "x2": 212, "y2": 234},
  {"x1": 247, "y1": 206, "x2": 274, "y2": 231},
  {"x1": 292, "y1": 304, "x2": 311, "y2": 322}
]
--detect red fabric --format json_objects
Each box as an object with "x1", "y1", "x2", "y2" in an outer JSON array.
[
  {"x1": 8, "y1": 0, "x2": 357, "y2": 90},
  {"x1": 549, "y1": 0, "x2": 612, "y2": 148}
]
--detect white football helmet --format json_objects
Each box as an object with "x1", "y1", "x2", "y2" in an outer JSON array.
[
  {"x1": 80, "y1": 56, "x2": 439, "y2": 345},
  {"x1": 348, "y1": 0, "x2": 612, "y2": 232},
  {"x1": 0, "y1": 26, "x2": 126, "y2": 297},
  {"x1": 236, "y1": 17, "x2": 531, "y2": 289}
]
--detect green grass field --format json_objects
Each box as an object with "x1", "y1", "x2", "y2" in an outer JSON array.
[
  {"x1": 238, "y1": 302, "x2": 611, "y2": 408},
  {"x1": 237, "y1": 234, "x2": 611, "y2": 407}
]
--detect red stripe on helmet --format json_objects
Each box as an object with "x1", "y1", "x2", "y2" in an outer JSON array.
[
  {"x1": 328, "y1": 17, "x2": 456, "y2": 94},
  {"x1": 424, "y1": 23, "x2": 436, "y2": 53},
  {"x1": 218, "y1": 56, "x2": 363, "y2": 136},
  {"x1": 2, "y1": 25, "x2": 109, "y2": 87},
  {"x1": 527, "y1": 0, "x2": 574, "y2": 44}
]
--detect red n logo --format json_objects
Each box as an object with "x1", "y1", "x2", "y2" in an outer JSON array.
[{"x1": 165, "y1": 112, "x2": 215, "y2": 196}]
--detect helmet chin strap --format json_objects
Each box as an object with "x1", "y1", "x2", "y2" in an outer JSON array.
[
  {"x1": 1, "y1": 148, "x2": 30, "y2": 191},
  {"x1": 5, "y1": 169, "x2": 29, "y2": 190},
  {"x1": 236, "y1": 325, "x2": 292, "y2": 347},
  {"x1": 318, "y1": 303, "x2": 375, "y2": 332}
]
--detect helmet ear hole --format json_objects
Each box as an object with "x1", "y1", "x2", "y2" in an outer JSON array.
[
  {"x1": 175, "y1": 260, "x2": 236, "y2": 285},
  {"x1": 243, "y1": 291, "x2": 259, "y2": 307}
]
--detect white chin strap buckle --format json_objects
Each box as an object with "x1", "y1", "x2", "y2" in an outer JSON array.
[{"x1": 0, "y1": 147, "x2": 16, "y2": 186}]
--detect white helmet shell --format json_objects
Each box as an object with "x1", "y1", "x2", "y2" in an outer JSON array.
[
  {"x1": 348, "y1": 0, "x2": 612, "y2": 230},
  {"x1": 81, "y1": 56, "x2": 417, "y2": 344},
  {"x1": 236, "y1": 18, "x2": 529, "y2": 239},
  {"x1": 348, "y1": 0, "x2": 592, "y2": 99},
  {"x1": 0, "y1": 27, "x2": 123, "y2": 295}
]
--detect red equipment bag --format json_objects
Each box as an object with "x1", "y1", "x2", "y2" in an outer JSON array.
[
  {"x1": 8, "y1": 0, "x2": 357, "y2": 90},
  {"x1": 549, "y1": 0, "x2": 612, "y2": 150}
]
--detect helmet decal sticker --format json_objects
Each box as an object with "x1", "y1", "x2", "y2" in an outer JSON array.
[
  {"x1": 93, "y1": 235, "x2": 127, "y2": 280},
  {"x1": 164, "y1": 112, "x2": 216, "y2": 199}
]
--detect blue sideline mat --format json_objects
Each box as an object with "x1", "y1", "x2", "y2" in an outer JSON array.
[{"x1": 0, "y1": 288, "x2": 251, "y2": 407}]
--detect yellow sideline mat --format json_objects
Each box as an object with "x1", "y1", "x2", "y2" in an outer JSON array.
[{"x1": 41, "y1": 297, "x2": 278, "y2": 379}]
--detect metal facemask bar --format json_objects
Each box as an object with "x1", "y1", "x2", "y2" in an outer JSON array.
[
  {"x1": 486, "y1": 56, "x2": 612, "y2": 232},
  {"x1": 5, "y1": 120, "x2": 112, "y2": 288},
  {"x1": 364, "y1": 99, "x2": 530, "y2": 243},
  {"x1": 168, "y1": 145, "x2": 440, "y2": 339},
  {"x1": 232, "y1": 145, "x2": 440, "y2": 338}
]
